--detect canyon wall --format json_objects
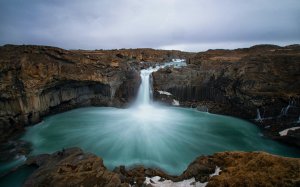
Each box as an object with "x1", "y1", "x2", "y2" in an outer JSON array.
[
  {"x1": 0, "y1": 45, "x2": 188, "y2": 142},
  {"x1": 153, "y1": 45, "x2": 300, "y2": 146},
  {"x1": 1, "y1": 44, "x2": 299, "y2": 146}
]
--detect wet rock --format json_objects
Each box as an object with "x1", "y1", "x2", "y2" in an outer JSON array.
[
  {"x1": 24, "y1": 147, "x2": 122, "y2": 187},
  {"x1": 0, "y1": 139, "x2": 31, "y2": 167},
  {"x1": 196, "y1": 105, "x2": 208, "y2": 112}
]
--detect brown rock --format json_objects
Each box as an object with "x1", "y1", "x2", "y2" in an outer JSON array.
[
  {"x1": 153, "y1": 44, "x2": 300, "y2": 147},
  {"x1": 0, "y1": 45, "x2": 190, "y2": 142},
  {"x1": 22, "y1": 149, "x2": 300, "y2": 187},
  {"x1": 23, "y1": 147, "x2": 122, "y2": 187},
  {"x1": 206, "y1": 152, "x2": 300, "y2": 187}
]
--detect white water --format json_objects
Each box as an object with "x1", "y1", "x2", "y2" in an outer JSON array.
[
  {"x1": 255, "y1": 108, "x2": 263, "y2": 122},
  {"x1": 281, "y1": 100, "x2": 296, "y2": 117},
  {"x1": 134, "y1": 59, "x2": 186, "y2": 107}
]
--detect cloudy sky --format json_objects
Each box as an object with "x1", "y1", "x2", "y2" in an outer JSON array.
[{"x1": 0, "y1": 0, "x2": 299, "y2": 51}]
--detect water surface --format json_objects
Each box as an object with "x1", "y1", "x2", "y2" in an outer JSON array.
[{"x1": 21, "y1": 106, "x2": 300, "y2": 175}]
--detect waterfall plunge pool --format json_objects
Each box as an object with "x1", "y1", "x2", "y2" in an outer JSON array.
[
  {"x1": 1, "y1": 59, "x2": 299, "y2": 181},
  {"x1": 19, "y1": 105, "x2": 300, "y2": 175}
]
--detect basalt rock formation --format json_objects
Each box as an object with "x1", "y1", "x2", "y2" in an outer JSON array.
[
  {"x1": 153, "y1": 44, "x2": 300, "y2": 147},
  {"x1": 1, "y1": 44, "x2": 300, "y2": 146},
  {"x1": 23, "y1": 148, "x2": 300, "y2": 187},
  {"x1": 0, "y1": 44, "x2": 189, "y2": 142},
  {"x1": 1, "y1": 44, "x2": 300, "y2": 186}
]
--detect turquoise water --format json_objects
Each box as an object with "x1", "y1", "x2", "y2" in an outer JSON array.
[
  {"x1": 19, "y1": 106, "x2": 300, "y2": 175},
  {"x1": 1, "y1": 60, "x2": 299, "y2": 183},
  {"x1": 0, "y1": 155, "x2": 26, "y2": 177},
  {"x1": 0, "y1": 165, "x2": 37, "y2": 187}
]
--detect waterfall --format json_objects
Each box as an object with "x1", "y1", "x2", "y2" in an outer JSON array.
[
  {"x1": 134, "y1": 59, "x2": 186, "y2": 107},
  {"x1": 135, "y1": 69, "x2": 153, "y2": 106},
  {"x1": 255, "y1": 108, "x2": 263, "y2": 122},
  {"x1": 280, "y1": 100, "x2": 296, "y2": 117}
]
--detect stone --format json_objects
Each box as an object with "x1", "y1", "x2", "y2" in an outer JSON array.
[
  {"x1": 196, "y1": 105, "x2": 208, "y2": 112},
  {"x1": 153, "y1": 44, "x2": 300, "y2": 148},
  {"x1": 0, "y1": 45, "x2": 189, "y2": 143},
  {"x1": 21, "y1": 148, "x2": 300, "y2": 187},
  {"x1": 23, "y1": 147, "x2": 121, "y2": 187}
]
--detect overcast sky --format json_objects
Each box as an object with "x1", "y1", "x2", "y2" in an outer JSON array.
[{"x1": 0, "y1": 0, "x2": 299, "y2": 51}]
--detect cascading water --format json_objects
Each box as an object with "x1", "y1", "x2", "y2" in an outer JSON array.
[
  {"x1": 255, "y1": 108, "x2": 263, "y2": 122},
  {"x1": 134, "y1": 59, "x2": 186, "y2": 107},
  {"x1": 135, "y1": 69, "x2": 152, "y2": 106},
  {"x1": 131, "y1": 60, "x2": 186, "y2": 120},
  {"x1": 1, "y1": 59, "x2": 299, "y2": 180}
]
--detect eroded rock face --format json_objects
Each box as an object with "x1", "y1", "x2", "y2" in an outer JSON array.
[
  {"x1": 23, "y1": 148, "x2": 300, "y2": 187},
  {"x1": 153, "y1": 44, "x2": 300, "y2": 146},
  {"x1": 0, "y1": 45, "x2": 189, "y2": 142}
]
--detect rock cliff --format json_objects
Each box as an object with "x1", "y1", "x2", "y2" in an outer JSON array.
[
  {"x1": 1, "y1": 44, "x2": 300, "y2": 186},
  {"x1": 0, "y1": 45, "x2": 188, "y2": 142},
  {"x1": 22, "y1": 148, "x2": 300, "y2": 187},
  {"x1": 153, "y1": 44, "x2": 300, "y2": 147},
  {"x1": 1, "y1": 44, "x2": 300, "y2": 146}
]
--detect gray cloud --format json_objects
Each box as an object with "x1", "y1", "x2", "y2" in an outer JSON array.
[{"x1": 0, "y1": 0, "x2": 299, "y2": 51}]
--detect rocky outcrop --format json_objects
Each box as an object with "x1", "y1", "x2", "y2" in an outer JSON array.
[
  {"x1": 203, "y1": 151, "x2": 300, "y2": 187},
  {"x1": 23, "y1": 148, "x2": 300, "y2": 187},
  {"x1": 153, "y1": 44, "x2": 300, "y2": 147},
  {"x1": 24, "y1": 147, "x2": 122, "y2": 187},
  {"x1": 0, "y1": 45, "x2": 189, "y2": 142}
]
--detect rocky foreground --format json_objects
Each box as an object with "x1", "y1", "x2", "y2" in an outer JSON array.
[{"x1": 22, "y1": 148, "x2": 300, "y2": 187}]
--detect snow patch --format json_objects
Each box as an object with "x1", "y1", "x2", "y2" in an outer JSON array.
[
  {"x1": 158, "y1": 90, "x2": 172, "y2": 96},
  {"x1": 144, "y1": 166, "x2": 221, "y2": 187},
  {"x1": 172, "y1": 99, "x2": 180, "y2": 106},
  {"x1": 210, "y1": 166, "x2": 221, "y2": 177},
  {"x1": 144, "y1": 176, "x2": 207, "y2": 187},
  {"x1": 279, "y1": 127, "x2": 300, "y2": 136},
  {"x1": 172, "y1": 59, "x2": 185, "y2": 62}
]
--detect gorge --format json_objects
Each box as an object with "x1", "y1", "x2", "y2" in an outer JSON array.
[{"x1": 0, "y1": 44, "x2": 300, "y2": 186}]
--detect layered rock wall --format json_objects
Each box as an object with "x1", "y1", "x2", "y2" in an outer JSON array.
[
  {"x1": 0, "y1": 45, "x2": 188, "y2": 141},
  {"x1": 153, "y1": 45, "x2": 300, "y2": 146},
  {"x1": 1, "y1": 44, "x2": 300, "y2": 146}
]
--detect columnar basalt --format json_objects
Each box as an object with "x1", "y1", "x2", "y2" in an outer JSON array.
[
  {"x1": 1, "y1": 44, "x2": 300, "y2": 147},
  {"x1": 0, "y1": 45, "x2": 189, "y2": 142},
  {"x1": 1, "y1": 44, "x2": 300, "y2": 186},
  {"x1": 153, "y1": 45, "x2": 300, "y2": 147}
]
